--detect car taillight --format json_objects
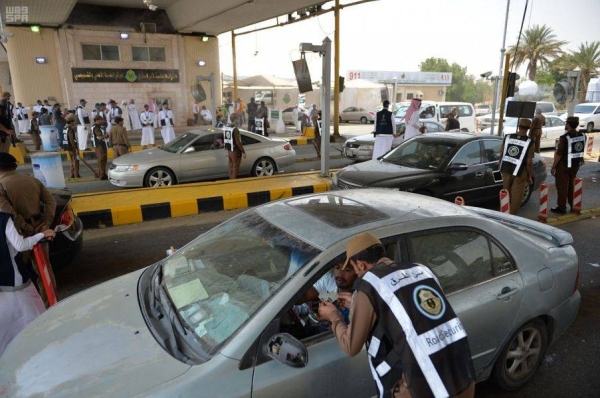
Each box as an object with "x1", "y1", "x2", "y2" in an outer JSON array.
[
  {"x1": 60, "y1": 202, "x2": 75, "y2": 230},
  {"x1": 284, "y1": 143, "x2": 292, "y2": 150}
]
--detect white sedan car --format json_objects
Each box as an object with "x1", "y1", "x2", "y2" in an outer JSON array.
[{"x1": 482, "y1": 115, "x2": 566, "y2": 149}]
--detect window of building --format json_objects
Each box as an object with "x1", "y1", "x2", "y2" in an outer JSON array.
[
  {"x1": 132, "y1": 46, "x2": 166, "y2": 62},
  {"x1": 82, "y1": 44, "x2": 120, "y2": 61}
]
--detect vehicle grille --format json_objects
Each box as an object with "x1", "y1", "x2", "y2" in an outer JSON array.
[
  {"x1": 337, "y1": 179, "x2": 362, "y2": 190},
  {"x1": 109, "y1": 164, "x2": 116, "y2": 170},
  {"x1": 346, "y1": 142, "x2": 361, "y2": 149}
]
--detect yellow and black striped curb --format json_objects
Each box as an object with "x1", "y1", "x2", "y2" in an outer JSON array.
[
  {"x1": 72, "y1": 172, "x2": 332, "y2": 229},
  {"x1": 546, "y1": 207, "x2": 600, "y2": 226}
]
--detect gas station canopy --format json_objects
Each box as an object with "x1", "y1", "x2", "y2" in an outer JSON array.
[{"x1": 3, "y1": 0, "x2": 334, "y2": 35}]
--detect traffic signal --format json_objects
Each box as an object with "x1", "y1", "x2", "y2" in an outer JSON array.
[
  {"x1": 553, "y1": 80, "x2": 573, "y2": 105},
  {"x1": 507, "y1": 72, "x2": 519, "y2": 97},
  {"x1": 339, "y1": 76, "x2": 345, "y2": 93}
]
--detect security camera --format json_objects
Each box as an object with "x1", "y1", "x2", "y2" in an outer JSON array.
[
  {"x1": 480, "y1": 71, "x2": 492, "y2": 79},
  {"x1": 149, "y1": 4, "x2": 158, "y2": 11}
]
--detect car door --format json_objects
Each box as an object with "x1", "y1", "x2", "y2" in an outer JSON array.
[
  {"x1": 344, "y1": 107, "x2": 356, "y2": 122},
  {"x1": 441, "y1": 140, "x2": 487, "y2": 203},
  {"x1": 179, "y1": 133, "x2": 228, "y2": 181},
  {"x1": 407, "y1": 228, "x2": 524, "y2": 375},
  {"x1": 540, "y1": 117, "x2": 565, "y2": 149},
  {"x1": 481, "y1": 138, "x2": 504, "y2": 200}
]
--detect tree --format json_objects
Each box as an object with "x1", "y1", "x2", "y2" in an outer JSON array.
[
  {"x1": 508, "y1": 24, "x2": 567, "y2": 81},
  {"x1": 419, "y1": 57, "x2": 492, "y2": 104},
  {"x1": 554, "y1": 41, "x2": 600, "y2": 103}
]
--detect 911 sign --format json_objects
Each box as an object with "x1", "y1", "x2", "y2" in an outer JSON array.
[{"x1": 348, "y1": 71, "x2": 361, "y2": 80}]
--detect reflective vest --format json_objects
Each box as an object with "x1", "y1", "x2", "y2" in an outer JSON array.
[
  {"x1": 159, "y1": 110, "x2": 174, "y2": 127},
  {"x1": 563, "y1": 133, "x2": 585, "y2": 168},
  {"x1": 376, "y1": 109, "x2": 393, "y2": 135},
  {"x1": 77, "y1": 106, "x2": 90, "y2": 125},
  {"x1": 357, "y1": 262, "x2": 475, "y2": 398},
  {"x1": 62, "y1": 126, "x2": 75, "y2": 151},
  {"x1": 91, "y1": 125, "x2": 108, "y2": 149},
  {"x1": 141, "y1": 111, "x2": 154, "y2": 127},
  {"x1": 255, "y1": 118, "x2": 265, "y2": 134},
  {"x1": 500, "y1": 134, "x2": 531, "y2": 176},
  {"x1": 223, "y1": 126, "x2": 236, "y2": 151}
]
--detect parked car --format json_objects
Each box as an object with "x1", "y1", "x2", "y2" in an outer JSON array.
[
  {"x1": 560, "y1": 103, "x2": 600, "y2": 132},
  {"x1": 335, "y1": 133, "x2": 547, "y2": 206},
  {"x1": 482, "y1": 115, "x2": 566, "y2": 150},
  {"x1": 439, "y1": 102, "x2": 476, "y2": 132},
  {"x1": 48, "y1": 188, "x2": 84, "y2": 269},
  {"x1": 475, "y1": 104, "x2": 491, "y2": 116},
  {"x1": 108, "y1": 129, "x2": 296, "y2": 188},
  {"x1": 342, "y1": 119, "x2": 446, "y2": 161},
  {"x1": 339, "y1": 107, "x2": 375, "y2": 124},
  {"x1": 0, "y1": 189, "x2": 579, "y2": 396},
  {"x1": 281, "y1": 106, "x2": 306, "y2": 125}
]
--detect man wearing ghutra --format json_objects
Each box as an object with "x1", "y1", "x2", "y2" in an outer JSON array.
[{"x1": 404, "y1": 98, "x2": 423, "y2": 141}]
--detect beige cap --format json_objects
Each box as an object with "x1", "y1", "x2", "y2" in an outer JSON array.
[
  {"x1": 518, "y1": 118, "x2": 532, "y2": 129},
  {"x1": 341, "y1": 232, "x2": 382, "y2": 270}
]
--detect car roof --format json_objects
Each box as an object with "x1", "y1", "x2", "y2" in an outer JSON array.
[
  {"x1": 256, "y1": 189, "x2": 480, "y2": 250},
  {"x1": 414, "y1": 132, "x2": 499, "y2": 143}
]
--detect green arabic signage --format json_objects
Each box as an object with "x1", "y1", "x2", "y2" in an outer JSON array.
[{"x1": 72, "y1": 68, "x2": 180, "y2": 83}]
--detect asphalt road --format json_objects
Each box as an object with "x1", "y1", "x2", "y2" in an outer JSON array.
[{"x1": 54, "y1": 209, "x2": 600, "y2": 397}]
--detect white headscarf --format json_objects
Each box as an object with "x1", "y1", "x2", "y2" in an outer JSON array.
[{"x1": 404, "y1": 98, "x2": 422, "y2": 122}]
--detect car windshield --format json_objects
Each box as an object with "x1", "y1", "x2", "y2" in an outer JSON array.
[
  {"x1": 161, "y1": 132, "x2": 200, "y2": 153},
  {"x1": 574, "y1": 105, "x2": 596, "y2": 114},
  {"x1": 395, "y1": 104, "x2": 430, "y2": 119},
  {"x1": 160, "y1": 211, "x2": 320, "y2": 355},
  {"x1": 383, "y1": 139, "x2": 456, "y2": 169}
]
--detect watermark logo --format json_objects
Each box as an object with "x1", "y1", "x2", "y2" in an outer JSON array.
[{"x1": 5, "y1": 6, "x2": 29, "y2": 23}]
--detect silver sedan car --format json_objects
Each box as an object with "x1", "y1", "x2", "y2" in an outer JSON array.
[
  {"x1": 339, "y1": 107, "x2": 375, "y2": 124},
  {"x1": 108, "y1": 128, "x2": 296, "y2": 187},
  {"x1": 0, "y1": 190, "x2": 579, "y2": 397}
]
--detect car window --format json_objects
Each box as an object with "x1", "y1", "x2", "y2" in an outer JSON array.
[
  {"x1": 162, "y1": 132, "x2": 201, "y2": 153},
  {"x1": 451, "y1": 141, "x2": 481, "y2": 166},
  {"x1": 241, "y1": 134, "x2": 260, "y2": 145},
  {"x1": 420, "y1": 106, "x2": 436, "y2": 119},
  {"x1": 384, "y1": 139, "x2": 454, "y2": 169},
  {"x1": 425, "y1": 122, "x2": 443, "y2": 132},
  {"x1": 410, "y1": 230, "x2": 513, "y2": 293},
  {"x1": 482, "y1": 139, "x2": 502, "y2": 162},
  {"x1": 190, "y1": 134, "x2": 218, "y2": 152},
  {"x1": 551, "y1": 117, "x2": 565, "y2": 127},
  {"x1": 537, "y1": 103, "x2": 554, "y2": 113}
]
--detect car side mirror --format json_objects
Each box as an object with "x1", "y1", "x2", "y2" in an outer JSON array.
[
  {"x1": 449, "y1": 163, "x2": 468, "y2": 171},
  {"x1": 183, "y1": 147, "x2": 196, "y2": 154},
  {"x1": 264, "y1": 333, "x2": 308, "y2": 368}
]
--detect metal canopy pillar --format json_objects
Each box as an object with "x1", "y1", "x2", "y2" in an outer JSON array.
[
  {"x1": 196, "y1": 73, "x2": 216, "y2": 126},
  {"x1": 300, "y1": 37, "x2": 332, "y2": 177}
]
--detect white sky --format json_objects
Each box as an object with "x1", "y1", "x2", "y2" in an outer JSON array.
[{"x1": 218, "y1": 0, "x2": 600, "y2": 81}]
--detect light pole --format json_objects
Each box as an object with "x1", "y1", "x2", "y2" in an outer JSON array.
[
  {"x1": 490, "y1": 0, "x2": 511, "y2": 136},
  {"x1": 392, "y1": 77, "x2": 397, "y2": 110}
]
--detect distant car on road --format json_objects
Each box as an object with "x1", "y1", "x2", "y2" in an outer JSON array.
[
  {"x1": 336, "y1": 132, "x2": 547, "y2": 207},
  {"x1": 0, "y1": 189, "x2": 580, "y2": 396},
  {"x1": 482, "y1": 115, "x2": 566, "y2": 149},
  {"x1": 281, "y1": 106, "x2": 307, "y2": 125},
  {"x1": 339, "y1": 106, "x2": 375, "y2": 124},
  {"x1": 560, "y1": 103, "x2": 600, "y2": 132},
  {"x1": 108, "y1": 128, "x2": 296, "y2": 187},
  {"x1": 475, "y1": 104, "x2": 491, "y2": 116},
  {"x1": 342, "y1": 119, "x2": 446, "y2": 161}
]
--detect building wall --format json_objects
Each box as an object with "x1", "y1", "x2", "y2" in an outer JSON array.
[
  {"x1": 4, "y1": 27, "x2": 64, "y2": 106},
  {"x1": 5, "y1": 27, "x2": 221, "y2": 127}
]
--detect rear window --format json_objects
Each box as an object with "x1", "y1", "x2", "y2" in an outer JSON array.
[
  {"x1": 536, "y1": 102, "x2": 555, "y2": 113},
  {"x1": 440, "y1": 105, "x2": 473, "y2": 118}
]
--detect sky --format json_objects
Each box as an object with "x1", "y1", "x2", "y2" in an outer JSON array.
[{"x1": 217, "y1": 0, "x2": 600, "y2": 82}]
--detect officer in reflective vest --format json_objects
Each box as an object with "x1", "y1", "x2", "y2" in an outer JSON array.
[
  {"x1": 499, "y1": 118, "x2": 534, "y2": 215},
  {"x1": 319, "y1": 232, "x2": 475, "y2": 398},
  {"x1": 223, "y1": 113, "x2": 246, "y2": 179},
  {"x1": 550, "y1": 116, "x2": 585, "y2": 214}
]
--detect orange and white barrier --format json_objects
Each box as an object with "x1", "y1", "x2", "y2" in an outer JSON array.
[
  {"x1": 573, "y1": 177, "x2": 583, "y2": 215},
  {"x1": 454, "y1": 196, "x2": 465, "y2": 206},
  {"x1": 538, "y1": 182, "x2": 549, "y2": 223},
  {"x1": 33, "y1": 243, "x2": 58, "y2": 306},
  {"x1": 500, "y1": 189, "x2": 510, "y2": 213},
  {"x1": 586, "y1": 135, "x2": 594, "y2": 156}
]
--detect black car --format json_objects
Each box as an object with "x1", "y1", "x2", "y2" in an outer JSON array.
[
  {"x1": 334, "y1": 133, "x2": 547, "y2": 206},
  {"x1": 47, "y1": 188, "x2": 83, "y2": 269}
]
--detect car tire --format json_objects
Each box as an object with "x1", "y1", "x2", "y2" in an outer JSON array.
[
  {"x1": 144, "y1": 167, "x2": 176, "y2": 187},
  {"x1": 252, "y1": 157, "x2": 277, "y2": 177},
  {"x1": 587, "y1": 122, "x2": 594, "y2": 132},
  {"x1": 520, "y1": 182, "x2": 533, "y2": 207},
  {"x1": 360, "y1": 117, "x2": 368, "y2": 124},
  {"x1": 492, "y1": 319, "x2": 548, "y2": 391}
]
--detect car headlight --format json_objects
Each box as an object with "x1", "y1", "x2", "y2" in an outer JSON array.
[
  {"x1": 579, "y1": 117, "x2": 588, "y2": 122},
  {"x1": 114, "y1": 165, "x2": 139, "y2": 172}
]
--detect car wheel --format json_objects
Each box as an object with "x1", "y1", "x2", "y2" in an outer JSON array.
[
  {"x1": 587, "y1": 122, "x2": 594, "y2": 132},
  {"x1": 252, "y1": 157, "x2": 277, "y2": 177},
  {"x1": 144, "y1": 167, "x2": 176, "y2": 187},
  {"x1": 360, "y1": 117, "x2": 368, "y2": 124},
  {"x1": 492, "y1": 319, "x2": 548, "y2": 391},
  {"x1": 520, "y1": 182, "x2": 533, "y2": 207}
]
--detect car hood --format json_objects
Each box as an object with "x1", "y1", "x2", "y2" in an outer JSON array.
[
  {"x1": 346, "y1": 134, "x2": 375, "y2": 145},
  {"x1": 337, "y1": 159, "x2": 436, "y2": 186},
  {"x1": 0, "y1": 270, "x2": 191, "y2": 397},
  {"x1": 112, "y1": 148, "x2": 176, "y2": 166}
]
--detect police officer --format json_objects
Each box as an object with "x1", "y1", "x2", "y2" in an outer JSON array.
[
  {"x1": 373, "y1": 100, "x2": 397, "y2": 160},
  {"x1": 500, "y1": 118, "x2": 534, "y2": 215},
  {"x1": 0, "y1": 92, "x2": 16, "y2": 153},
  {"x1": 318, "y1": 232, "x2": 475, "y2": 398},
  {"x1": 63, "y1": 114, "x2": 80, "y2": 179},
  {"x1": 91, "y1": 115, "x2": 109, "y2": 180},
  {"x1": 529, "y1": 108, "x2": 546, "y2": 153},
  {"x1": 550, "y1": 116, "x2": 585, "y2": 214},
  {"x1": 223, "y1": 113, "x2": 246, "y2": 179}
]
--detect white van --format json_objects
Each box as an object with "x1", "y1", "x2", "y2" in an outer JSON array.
[{"x1": 438, "y1": 102, "x2": 476, "y2": 132}]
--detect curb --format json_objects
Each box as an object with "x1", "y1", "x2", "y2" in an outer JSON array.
[{"x1": 546, "y1": 207, "x2": 600, "y2": 226}]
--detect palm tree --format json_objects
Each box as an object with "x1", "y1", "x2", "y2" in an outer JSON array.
[
  {"x1": 508, "y1": 24, "x2": 568, "y2": 81},
  {"x1": 555, "y1": 41, "x2": 600, "y2": 103}
]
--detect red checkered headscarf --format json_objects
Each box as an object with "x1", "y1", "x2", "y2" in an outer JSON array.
[{"x1": 404, "y1": 98, "x2": 422, "y2": 122}]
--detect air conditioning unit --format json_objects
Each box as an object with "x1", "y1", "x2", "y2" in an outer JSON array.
[{"x1": 140, "y1": 23, "x2": 157, "y2": 34}]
